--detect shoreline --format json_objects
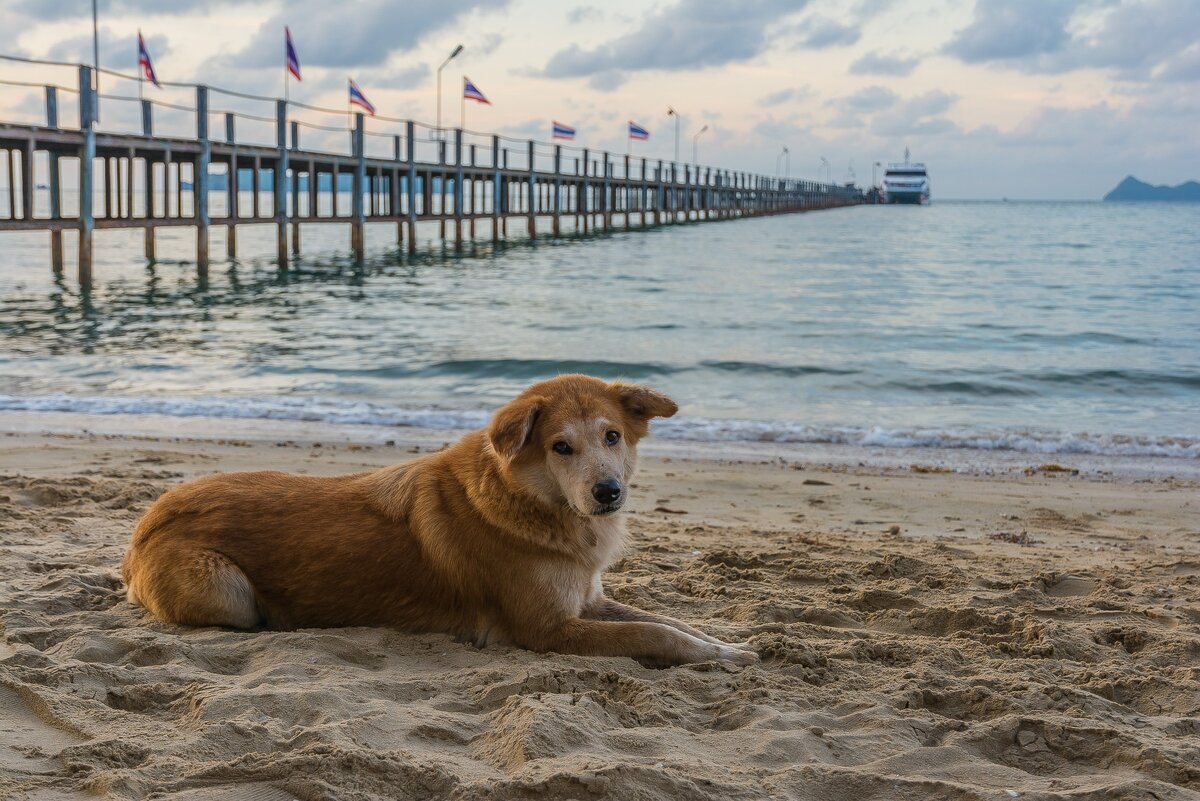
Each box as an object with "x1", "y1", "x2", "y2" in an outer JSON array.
[{"x1": 2, "y1": 407, "x2": 1198, "y2": 480}]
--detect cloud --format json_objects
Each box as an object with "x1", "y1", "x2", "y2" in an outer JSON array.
[
  {"x1": 216, "y1": 0, "x2": 509, "y2": 70},
  {"x1": 541, "y1": 1, "x2": 808, "y2": 81},
  {"x1": 1156, "y1": 43, "x2": 1200, "y2": 82},
  {"x1": 16, "y1": 0, "x2": 245, "y2": 17},
  {"x1": 943, "y1": 0, "x2": 1074, "y2": 63},
  {"x1": 943, "y1": 0, "x2": 1200, "y2": 81},
  {"x1": 43, "y1": 26, "x2": 171, "y2": 74},
  {"x1": 761, "y1": 87, "x2": 812, "y2": 107},
  {"x1": 849, "y1": 51, "x2": 919, "y2": 76},
  {"x1": 833, "y1": 85, "x2": 899, "y2": 113},
  {"x1": 871, "y1": 90, "x2": 960, "y2": 136},
  {"x1": 789, "y1": 15, "x2": 861, "y2": 49},
  {"x1": 825, "y1": 85, "x2": 898, "y2": 128},
  {"x1": 565, "y1": 6, "x2": 603, "y2": 25}
]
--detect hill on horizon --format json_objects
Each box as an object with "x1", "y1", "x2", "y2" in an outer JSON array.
[{"x1": 1103, "y1": 176, "x2": 1200, "y2": 201}]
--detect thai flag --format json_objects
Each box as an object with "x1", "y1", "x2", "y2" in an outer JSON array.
[
  {"x1": 463, "y1": 77, "x2": 490, "y2": 105},
  {"x1": 628, "y1": 121, "x2": 649, "y2": 140},
  {"x1": 285, "y1": 27, "x2": 301, "y2": 81},
  {"x1": 137, "y1": 31, "x2": 160, "y2": 88},
  {"x1": 552, "y1": 121, "x2": 575, "y2": 140},
  {"x1": 348, "y1": 79, "x2": 375, "y2": 116}
]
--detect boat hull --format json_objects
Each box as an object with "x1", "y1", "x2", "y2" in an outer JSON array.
[{"x1": 885, "y1": 190, "x2": 929, "y2": 205}]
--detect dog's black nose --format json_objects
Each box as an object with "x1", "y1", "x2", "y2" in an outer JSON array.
[{"x1": 591, "y1": 479, "x2": 622, "y2": 504}]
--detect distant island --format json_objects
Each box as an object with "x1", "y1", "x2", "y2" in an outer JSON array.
[{"x1": 1103, "y1": 176, "x2": 1200, "y2": 202}]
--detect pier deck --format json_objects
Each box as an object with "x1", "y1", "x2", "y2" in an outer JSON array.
[{"x1": 0, "y1": 64, "x2": 863, "y2": 285}]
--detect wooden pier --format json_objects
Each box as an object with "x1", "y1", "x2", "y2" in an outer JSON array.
[{"x1": 0, "y1": 63, "x2": 863, "y2": 285}]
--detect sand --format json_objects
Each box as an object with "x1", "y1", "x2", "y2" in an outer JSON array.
[{"x1": 1, "y1": 417, "x2": 1198, "y2": 801}]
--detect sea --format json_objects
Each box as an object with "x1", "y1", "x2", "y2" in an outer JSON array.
[{"x1": 1, "y1": 200, "x2": 1198, "y2": 463}]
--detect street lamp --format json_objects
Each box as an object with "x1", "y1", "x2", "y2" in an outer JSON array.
[
  {"x1": 667, "y1": 106, "x2": 680, "y2": 164},
  {"x1": 873, "y1": 161, "x2": 881, "y2": 187},
  {"x1": 691, "y1": 124, "x2": 708, "y2": 164},
  {"x1": 436, "y1": 44, "x2": 464, "y2": 139},
  {"x1": 776, "y1": 146, "x2": 790, "y2": 178},
  {"x1": 819, "y1": 156, "x2": 830, "y2": 184}
]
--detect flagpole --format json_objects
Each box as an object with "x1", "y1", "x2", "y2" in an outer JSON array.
[
  {"x1": 460, "y1": 77, "x2": 466, "y2": 132},
  {"x1": 137, "y1": 32, "x2": 143, "y2": 104}
]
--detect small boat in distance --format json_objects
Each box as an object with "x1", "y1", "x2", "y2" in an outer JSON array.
[{"x1": 882, "y1": 148, "x2": 930, "y2": 205}]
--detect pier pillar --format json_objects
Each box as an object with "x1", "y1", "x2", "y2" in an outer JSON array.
[
  {"x1": 226, "y1": 113, "x2": 237, "y2": 259},
  {"x1": 576, "y1": 149, "x2": 585, "y2": 232},
  {"x1": 45, "y1": 87, "x2": 63, "y2": 274},
  {"x1": 552, "y1": 145, "x2": 561, "y2": 237},
  {"x1": 455, "y1": 129, "x2": 465, "y2": 248},
  {"x1": 77, "y1": 66, "x2": 95, "y2": 287},
  {"x1": 601, "y1": 153, "x2": 610, "y2": 232},
  {"x1": 195, "y1": 86, "x2": 210, "y2": 276},
  {"x1": 290, "y1": 121, "x2": 300, "y2": 256},
  {"x1": 624, "y1": 155, "x2": 632, "y2": 228},
  {"x1": 640, "y1": 159, "x2": 648, "y2": 227},
  {"x1": 351, "y1": 113, "x2": 365, "y2": 260},
  {"x1": 275, "y1": 100, "x2": 290, "y2": 266},
  {"x1": 406, "y1": 121, "x2": 417, "y2": 254},
  {"x1": 393, "y1": 136, "x2": 403, "y2": 247},
  {"x1": 527, "y1": 140, "x2": 537, "y2": 240},
  {"x1": 491, "y1": 135, "x2": 501, "y2": 243}
]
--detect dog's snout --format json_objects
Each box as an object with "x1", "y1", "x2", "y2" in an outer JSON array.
[{"x1": 591, "y1": 479, "x2": 622, "y2": 505}]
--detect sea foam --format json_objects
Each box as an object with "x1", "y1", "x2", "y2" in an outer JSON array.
[{"x1": 1, "y1": 392, "x2": 1196, "y2": 460}]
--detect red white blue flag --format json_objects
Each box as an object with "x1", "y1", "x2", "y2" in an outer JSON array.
[
  {"x1": 463, "y1": 77, "x2": 490, "y2": 105},
  {"x1": 137, "y1": 31, "x2": 160, "y2": 88},
  {"x1": 628, "y1": 121, "x2": 649, "y2": 140},
  {"x1": 552, "y1": 121, "x2": 575, "y2": 140},
  {"x1": 285, "y1": 27, "x2": 301, "y2": 81},
  {"x1": 348, "y1": 79, "x2": 375, "y2": 115}
]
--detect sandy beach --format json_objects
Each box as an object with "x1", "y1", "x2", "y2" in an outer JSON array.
[{"x1": 1, "y1": 415, "x2": 1198, "y2": 800}]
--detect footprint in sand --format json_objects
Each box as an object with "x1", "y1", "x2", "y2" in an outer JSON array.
[{"x1": 0, "y1": 683, "x2": 86, "y2": 779}]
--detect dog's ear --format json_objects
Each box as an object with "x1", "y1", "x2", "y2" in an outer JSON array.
[
  {"x1": 489, "y1": 396, "x2": 543, "y2": 460},
  {"x1": 611, "y1": 383, "x2": 678, "y2": 422}
]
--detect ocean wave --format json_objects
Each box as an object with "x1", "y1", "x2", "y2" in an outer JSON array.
[{"x1": 1, "y1": 392, "x2": 1197, "y2": 459}]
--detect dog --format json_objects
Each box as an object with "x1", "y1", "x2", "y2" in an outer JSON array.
[{"x1": 121, "y1": 375, "x2": 758, "y2": 667}]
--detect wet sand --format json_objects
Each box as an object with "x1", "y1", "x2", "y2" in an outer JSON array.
[{"x1": 1, "y1": 420, "x2": 1198, "y2": 800}]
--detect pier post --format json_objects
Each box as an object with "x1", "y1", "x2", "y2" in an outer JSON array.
[
  {"x1": 406, "y1": 121, "x2": 417, "y2": 254},
  {"x1": 576, "y1": 149, "x2": 585, "y2": 232},
  {"x1": 602, "y1": 153, "x2": 610, "y2": 232},
  {"x1": 393, "y1": 135, "x2": 403, "y2": 247},
  {"x1": 527, "y1": 140, "x2": 537, "y2": 240},
  {"x1": 454, "y1": 129, "x2": 464, "y2": 248},
  {"x1": 77, "y1": 66, "x2": 95, "y2": 287},
  {"x1": 274, "y1": 101, "x2": 289, "y2": 266},
  {"x1": 45, "y1": 87, "x2": 63, "y2": 274},
  {"x1": 491, "y1": 135, "x2": 501, "y2": 242},
  {"x1": 624, "y1": 154, "x2": 631, "y2": 229},
  {"x1": 226, "y1": 113, "x2": 237, "y2": 258},
  {"x1": 640, "y1": 159, "x2": 648, "y2": 227},
  {"x1": 351, "y1": 112, "x2": 365, "y2": 260},
  {"x1": 290, "y1": 121, "x2": 300, "y2": 255},
  {"x1": 195, "y1": 86, "x2": 210, "y2": 276},
  {"x1": 552, "y1": 145, "x2": 561, "y2": 237}
]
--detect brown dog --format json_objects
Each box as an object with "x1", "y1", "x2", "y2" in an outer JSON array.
[{"x1": 121, "y1": 375, "x2": 757, "y2": 667}]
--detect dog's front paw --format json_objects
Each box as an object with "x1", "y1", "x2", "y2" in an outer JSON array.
[{"x1": 715, "y1": 644, "x2": 759, "y2": 666}]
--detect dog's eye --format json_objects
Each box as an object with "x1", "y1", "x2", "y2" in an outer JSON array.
[
  {"x1": 605, "y1": 430, "x2": 621, "y2": 446},
  {"x1": 553, "y1": 441, "x2": 573, "y2": 455}
]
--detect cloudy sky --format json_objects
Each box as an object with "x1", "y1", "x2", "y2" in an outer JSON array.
[{"x1": 2, "y1": 0, "x2": 1197, "y2": 198}]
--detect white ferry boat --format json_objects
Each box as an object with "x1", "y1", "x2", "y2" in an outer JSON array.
[{"x1": 882, "y1": 149, "x2": 930, "y2": 205}]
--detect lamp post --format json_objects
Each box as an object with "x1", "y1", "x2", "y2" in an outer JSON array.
[
  {"x1": 819, "y1": 156, "x2": 830, "y2": 184},
  {"x1": 667, "y1": 106, "x2": 680, "y2": 164},
  {"x1": 776, "y1": 146, "x2": 789, "y2": 178},
  {"x1": 436, "y1": 44, "x2": 464, "y2": 139},
  {"x1": 691, "y1": 124, "x2": 708, "y2": 164}
]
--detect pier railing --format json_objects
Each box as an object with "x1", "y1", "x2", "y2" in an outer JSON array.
[{"x1": 0, "y1": 57, "x2": 864, "y2": 285}]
